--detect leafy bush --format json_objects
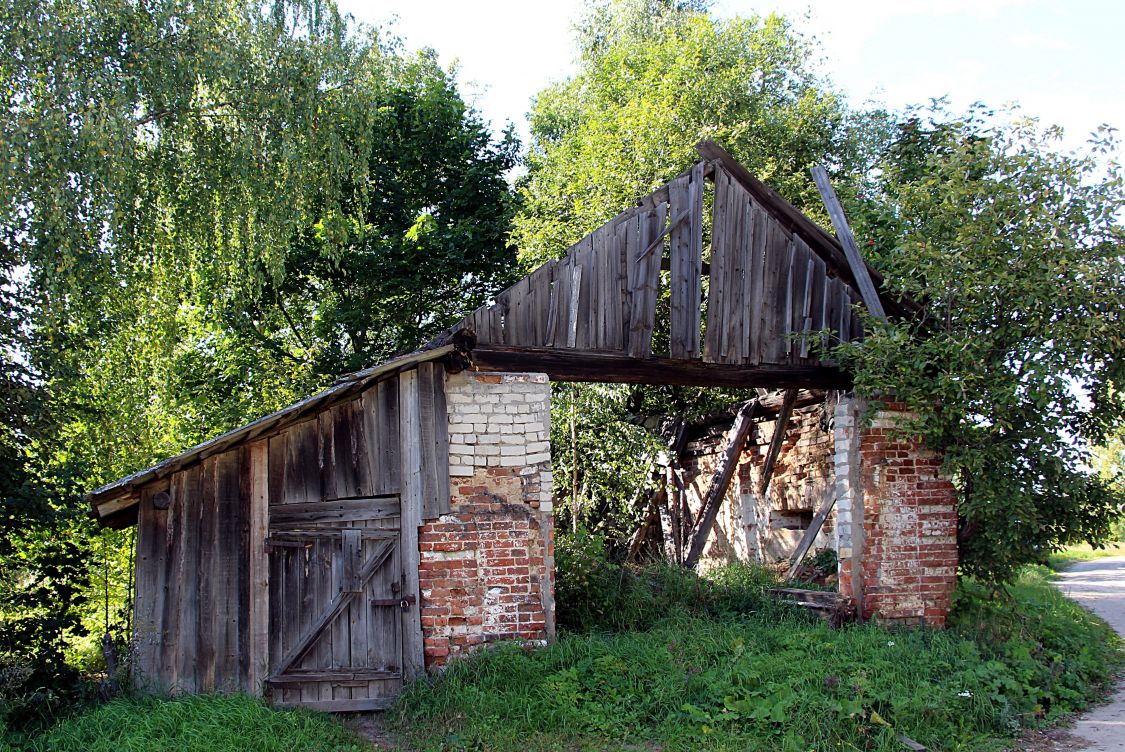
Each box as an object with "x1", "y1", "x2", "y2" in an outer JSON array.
[
  {"x1": 391, "y1": 568, "x2": 1124, "y2": 751},
  {"x1": 949, "y1": 566, "x2": 1124, "y2": 724},
  {"x1": 9, "y1": 695, "x2": 366, "y2": 752},
  {"x1": 555, "y1": 532, "x2": 806, "y2": 632}
]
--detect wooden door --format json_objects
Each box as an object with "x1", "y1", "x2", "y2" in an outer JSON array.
[{"x1": 265, "y1": 495, "x2": 412, "y2": 712}]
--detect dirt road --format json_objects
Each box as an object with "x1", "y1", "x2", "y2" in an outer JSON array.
[{"x1": 1049, "y1": 556, "x2": 1125, "y2": 751}]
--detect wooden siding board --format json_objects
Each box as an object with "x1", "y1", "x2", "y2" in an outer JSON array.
[
  {"x1": 174, "y1": 466, "x2": 201, "y2": 693},
  {"x1": 132, "y1": 486, "x2": 167, "y2": 692},
  {"x1": 748, "y1": 203, "x2": 768, "y2": 365},
  {"x1": 197, "y1": 457, "x2": 218, "y2": 692},
  {"x1": 703, "y1": 168, "x2": 731, "y2": 363},
  {"x1": 161, "y1": 476, "x2": 185, "y2": 692},
  {"x1": 212, "y1": 449, "x2": 243, "y2": 691},
  {"x1": 247, "y1": 441, "x2": 269, "y2": 695},
  {"x1": 668, "y1": 169, "x2": 702, "y2": 359},
  {"x1": 397, "y1": 370, "x2": 426, "y2": 680}
]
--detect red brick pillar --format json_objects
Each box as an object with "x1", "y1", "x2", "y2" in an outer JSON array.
[{"x1": 835, "y1": 397, "x2": 958, "y2": 626}]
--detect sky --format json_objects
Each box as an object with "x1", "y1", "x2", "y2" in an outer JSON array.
[{"x1": 336, "y1": 0, "x2": 1124, "y2": 153}]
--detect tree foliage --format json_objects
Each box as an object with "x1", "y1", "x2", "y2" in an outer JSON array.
[
  {"x1": 519, "y1": 2, "x2": 1124, "y2": 581},
  {"x1": 839, "y1": 107, "x2": 1125, "y2": 581},
  {"x1": 515, "y1": 0, "x2": 875, "y2": 268},
  {"x1": 517, "y1": 0, "x2": 875, "y2": 539},
  {"x1": 0, "y1": 0, "x2": 518, "y2": 706}
]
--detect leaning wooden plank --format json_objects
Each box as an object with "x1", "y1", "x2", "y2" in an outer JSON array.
[
  {"x1": 784, "y1": 487, "x2": 837, "y2": 582},
  {"x1": 684, "y1": 399, "x2": 760, "y2": 568},
  {"x1": 759, "y1": 389, "x2": 797, "y2": 495},
  {"x1": 810, "y1": 166, "x2": 887, "y2": 321}
]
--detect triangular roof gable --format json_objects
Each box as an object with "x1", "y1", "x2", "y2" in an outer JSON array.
[{"x1": 430, "y1": 141, "x2": 913, "y2": 378}]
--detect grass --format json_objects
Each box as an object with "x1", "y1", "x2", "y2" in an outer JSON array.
[
  {"x1": 6, "y1": 564, "x2": 1121, "y2": 752},
  {"x1": 1046, "y1": 541, "x2": 1125, "y2": 571},
  {"x1": 389, "y1": 565, "x2": 1123, "y2": 752},
  {"x1": 4, "y1": 694, "x2": 367, "y2": 752}
]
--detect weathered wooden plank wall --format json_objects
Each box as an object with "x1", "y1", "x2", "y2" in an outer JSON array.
[
  {"x1": 438, "y1": 161, "x2": 865, "y2": 368},
  {"x1": 131, "y1": 364, "x2": 449, "y2": 706}
]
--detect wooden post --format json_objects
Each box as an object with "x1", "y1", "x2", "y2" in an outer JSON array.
[
  {"x1": 685, "y1": 400, "x2": 759, "y2": 568},
  {"x1": 246, "y1": 440, "x2": 270, "y2": 695},
  {"x1": 398, "y1": 370, "x2": 426, "y2": 678},
  {"x1": 810, "y1": 167, "x2": 886, "y2": 321}
]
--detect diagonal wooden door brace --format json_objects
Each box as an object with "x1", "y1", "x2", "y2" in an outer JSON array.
[{"x1": 271, "y1": 538, "x2": 395, "y2": 678}]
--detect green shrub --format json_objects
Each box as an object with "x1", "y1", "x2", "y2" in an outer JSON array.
[
  {"x1": 555, "y1": 532, "x2": 808, "y2": 632},
  {"x1": 949, "y1": 566, "x2": 1124, "y2": 724}
]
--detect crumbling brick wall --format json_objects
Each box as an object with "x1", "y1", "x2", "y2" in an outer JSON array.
[
  {"x1": 417, "y1": 372, "x2": 554, "y2": 668},
  {"x1": 685, "y1": 396, "x2": 958, "y2": 626},
  {"x1": 838, "y1": 401, "x2": 958, "y2": 626}
]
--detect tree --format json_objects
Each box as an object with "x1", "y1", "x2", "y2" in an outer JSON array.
[
  {"x1": 840, "y1": 107, "x2": 1125, "y2": 582},
  {"x1": 0, "y1": 0, "x2": 519, "y2": 703},
  {"x1": 515, "y1": 0, "x2": 876, "y2": 541},
  {"x1": 514, "y1": 0, "x2": 878, "y2": 268}
]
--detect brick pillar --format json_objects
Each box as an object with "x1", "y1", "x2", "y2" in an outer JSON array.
[
  {"x1": 417, "y1": 371, "x2": 554, "y2": 668},
  {"x1": 835, "y1": 396, "x2": 958, "y2": 626}
]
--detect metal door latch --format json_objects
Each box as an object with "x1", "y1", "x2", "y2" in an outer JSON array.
[{"x1": 371, "y1": 594, "x2": 416, "y2": 610}]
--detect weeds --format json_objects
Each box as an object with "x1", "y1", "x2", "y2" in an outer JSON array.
[{"x1": 391, "y1": 564, "x2": 1124, "y2": 752}]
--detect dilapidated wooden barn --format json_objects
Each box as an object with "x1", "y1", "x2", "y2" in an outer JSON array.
[{"x1": 89, "y1": 142, "x2": 957, "y2": 712}]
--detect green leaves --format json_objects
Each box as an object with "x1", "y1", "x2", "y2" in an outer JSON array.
[{"x1": 840, "y1": 106, "x2": 1125, "y2": 582}]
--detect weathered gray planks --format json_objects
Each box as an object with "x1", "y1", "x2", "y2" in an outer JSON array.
[
  {"x1": 416, "y1": 362, "x2": 451, "y2": 520},
  {"x1": 396, "y1": 370, "x2": 426, "y2": 680},
  {"x1": 668, "y1": 163, "x2": 704, "y2": 358}
]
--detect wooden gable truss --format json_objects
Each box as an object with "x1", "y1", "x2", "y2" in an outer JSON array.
[{"x1": 433, "y1": 141, "x2": 913, "y2": 390}]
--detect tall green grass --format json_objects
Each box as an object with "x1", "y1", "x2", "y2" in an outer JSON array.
[
  {"x1": 10, "y1": 695, "x2": 365, "y2": 752},
  {"x1": 390, "y1": 565, "x2": 1123, "y2": 752}
]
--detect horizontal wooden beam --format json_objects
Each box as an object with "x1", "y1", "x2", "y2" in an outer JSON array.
[{"x1": 469, "y1": 345, "x2": 852, "y2": 389}]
